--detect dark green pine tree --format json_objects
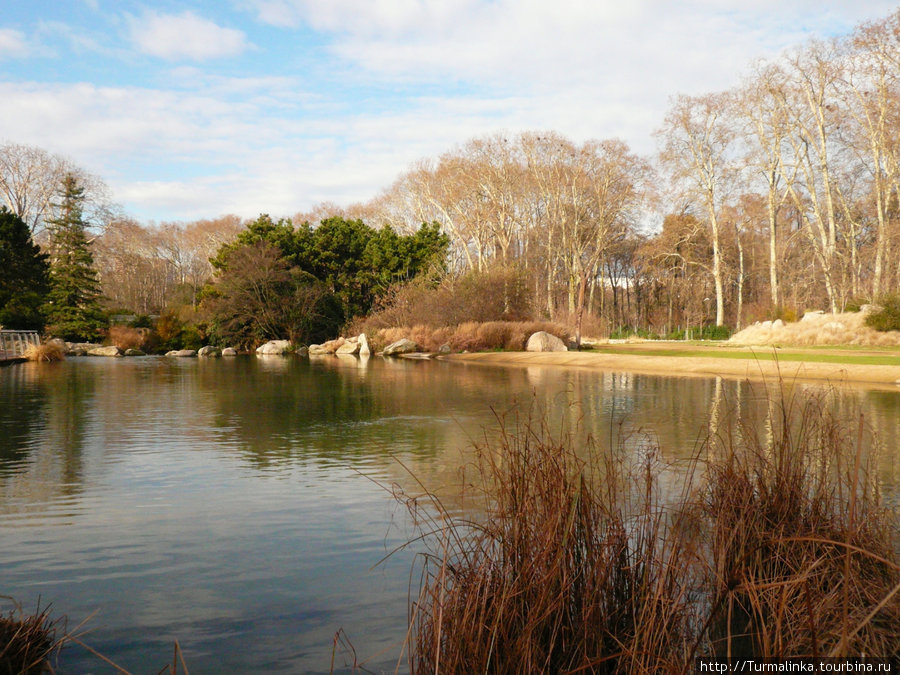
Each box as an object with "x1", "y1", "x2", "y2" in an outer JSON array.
[
  {"x1": 43, "y1": 175, "x2": 106, "y2": 341},
  {"x1": 0, "y1": 207, "x2": 50, "y2": 330}
]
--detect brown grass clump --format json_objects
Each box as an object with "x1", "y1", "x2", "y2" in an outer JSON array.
[
  {"x1": 365, "y1": 321, "x2": 570, "y2": 353},
  {"x1": 395, "y1": 386, "x2": 900, "y2": 672},
  {"x1": 23, "y1": 342, "x2": 65, "y2": 362},
  {"x1": 700, "y1": 388, "x2": 900, "y2": 659},
  {"x1": 0, "y1": 600, "x2": 62, "y2": 674},
  {"x1": 398, "y1": 410, "x2": 700, "y2": 673}
]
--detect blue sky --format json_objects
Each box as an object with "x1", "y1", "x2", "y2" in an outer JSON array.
[{"x1": 1, "y1": 0, "x2": 897, "y2": 223}]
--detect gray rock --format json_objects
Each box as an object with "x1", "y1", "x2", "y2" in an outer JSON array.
[
  {"x1": 67, "y1": 342, "x2": 98, "y2": 355},
  {"x1": 198, "y1": 345, "x2": 220, "y2": 357},
  {"x1": 124, "y1": 348, "x2": 145, "y2": 356},
  {"x1": 166, "y1": 349, "x2": 197, "y2": 357},
  {"x1": 221, "y1": 347, "x2": 238, "y2": 356},
  {"x1": 526, "y1": 331, "x2": 568, "y2": 353},
  {"x1": 438, "y1": 343, "x2": 451, "y2": 355},
  {"x1": 383, "y1": 338, "x2": 419, "y2": 356},
  {"x1": 88, "y1": 345, "x2": 123, "y2": 357},
  {"x1": 256, "y1": 340, "x2": 292, "y2": 355}
]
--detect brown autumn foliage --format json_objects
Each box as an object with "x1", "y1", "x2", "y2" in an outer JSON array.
[{"x1": 106, "y1": 325, "x2": 149, "y2": 351}]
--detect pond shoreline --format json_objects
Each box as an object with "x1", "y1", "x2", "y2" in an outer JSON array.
[{"x1": 439, "y1": 348, "x2": 900, "y2": 390}]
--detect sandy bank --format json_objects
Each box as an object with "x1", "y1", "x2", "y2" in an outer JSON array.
[{"x1": 439, "y1": 350, "x2": 900, "y2": 390}]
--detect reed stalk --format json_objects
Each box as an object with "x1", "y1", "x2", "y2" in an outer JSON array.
[{"x1": 397, "y1": 385, "x2": 900, "y2": 673}]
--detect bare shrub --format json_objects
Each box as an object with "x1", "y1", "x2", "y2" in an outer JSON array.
[
  {"x1": 107, "y1": 325, "x2": 148, "y2": 351},
  {"x1": 356, "y1": 265, "x2": 535, "y2": 334},
  {"x1": 365, "y1": 321, "x2": 569, "y2": 353}
]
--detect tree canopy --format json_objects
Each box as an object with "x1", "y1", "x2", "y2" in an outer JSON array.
[
  {"x1": 0, "y1": 207, "x2": 49, "y2": 330},
  {"x1": 43, "y1": 175, "x2": 106, "y2": 341},
  {"x1": 205, "y1": 216, "x2": 448, "y2": 345}
]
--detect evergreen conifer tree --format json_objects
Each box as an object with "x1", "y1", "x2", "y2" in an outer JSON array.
[
  {"x1": 0, "y1": 207, "x2": 49, "y2": 330},
  {"x1": 44, "y1": 175, "x2": 106, "y2": 341}
]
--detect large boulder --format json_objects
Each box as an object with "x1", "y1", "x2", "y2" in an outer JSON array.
[
  {"x1": 358, "y1": 333, "x2": 370, "y2": 357},
  {"x1": 166, "y1": 349, "x2": 197, "y2": 357},
  {"x1": 336, "y1": 339, "x2": 360, "y2": 355},
  {"x1": 88, "y1": 345, "x2": 122, "y2": 357},
  {"x1": 308, "y1": 338, "x2": 345, "y2": 355},
  {"x1": 66, "y1": 342, "x2": 98, "y2": 356},
  {"x1": 383, "y1": 338, "x2": 419, "y2": 356},
  {"x1": 198, "y1": 345, "x2": 220, "y2": 357},
  {"x1": 221, "y1": 347, "x2": 238, "y2": 356},
  {"x1": 526, "y1": 331, "x2": 568, "y2": 353},
  {"x1": 256, "y1": 340, "x2": 292, "y2": 355}
]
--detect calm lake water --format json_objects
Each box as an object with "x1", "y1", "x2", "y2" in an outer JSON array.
[{"x1": 1, "y1": 355, "x2": 899, "y2": 673}]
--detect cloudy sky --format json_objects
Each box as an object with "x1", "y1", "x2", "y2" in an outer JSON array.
[{"x1": 1, "y1": 1, "x2": 896, "y2": 223}]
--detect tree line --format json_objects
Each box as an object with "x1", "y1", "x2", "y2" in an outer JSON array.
[{"x1": 1, "y1": 9, "x2": 898, "y2": 344}]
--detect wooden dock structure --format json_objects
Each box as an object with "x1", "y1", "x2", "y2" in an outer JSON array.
[{"x1": 0, "y1": 330, "x2": 40, "y2": 364}]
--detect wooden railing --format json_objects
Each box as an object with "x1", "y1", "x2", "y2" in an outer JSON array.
[{"x1": 0, "y1": 330, "x2": 40, "y2": 362}]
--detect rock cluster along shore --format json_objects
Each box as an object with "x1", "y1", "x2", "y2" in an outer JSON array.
[{"x1": 55, "y1": 329, "x2": 568, "y2": 360}]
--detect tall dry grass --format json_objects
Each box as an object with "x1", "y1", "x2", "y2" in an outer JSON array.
[
  {"x1": 366, "y1": 321, "x2": 570, "y2": 353},
  {"x1": 395, "y1": 386, "x2": 900, "y2": 672},
  {"x1": 0, "y1": 599, "x2": 62, "y2": 674},
  {"x1": 23, "y1": 342, "x2": 65, "y2": 362},
  {"x1": 701, "y1": 387, "x2": 900, "y2": 659}
]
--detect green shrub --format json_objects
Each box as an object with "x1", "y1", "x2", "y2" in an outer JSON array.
[
  {"x1": 865, "y1": 293, "x2": 900, "y2": 332},
  {"x1": 699, "y1": 324, "x2": 731, "y2": 340}
]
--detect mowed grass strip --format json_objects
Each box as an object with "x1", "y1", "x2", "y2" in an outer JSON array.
[{"x1": 588, "y1": 344, "x2": 900, "y2": 366}]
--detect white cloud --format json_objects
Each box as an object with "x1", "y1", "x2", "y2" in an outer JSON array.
[
  {"x1": 128, "y1": 10, "x2": 250, "y2": 61},
  {"x1": 4, "y1": 1, "x2": 899, "y2": 222},
  {"x1": 0, "y1": 28, "x2": 29, "y2": 58}
]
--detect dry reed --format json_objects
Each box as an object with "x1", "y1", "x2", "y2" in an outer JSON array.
[
  {"x1": 22, "y1": 342, "x2": 65, "y2": 362},
  {"x1": 395, "y1": 385, "x2": 900, "y2": 673},
  {"x1": 0, "y1": 599, "x2": 62, "y2": 674}
]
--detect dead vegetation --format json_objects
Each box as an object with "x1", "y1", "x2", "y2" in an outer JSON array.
[
  {"x1": 394, "y1": 385, "x2": 900, "y2": 672},
  {"x1": 364, "y1": 320, "x2": 570, "y2": 353},
  {"x1": 22, "y1": 342, "x2": 65, "y2": 363},
  {"x1": 0, "y1": 599, "x2": 62, "y2": 674},
  {"x1": 729, "y1": 309, "x2": 900, "y2": 347}
]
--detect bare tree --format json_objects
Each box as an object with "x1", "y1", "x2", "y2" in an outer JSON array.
[
  {"x1": 658, "y1": 92, "x2": 737, "y2": 326},
  {"x1": 0, "y1": 142, "x2": 117, "y2": 237}
]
